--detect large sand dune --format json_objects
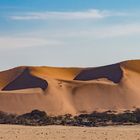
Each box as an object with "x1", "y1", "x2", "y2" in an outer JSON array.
[{"x1": 0, "y1": 60, "x2": 140, "y2": 115}]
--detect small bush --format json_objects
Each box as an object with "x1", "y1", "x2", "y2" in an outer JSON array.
[{"x1": 0, "y1": 109, "x2": 140, "y2": 126}]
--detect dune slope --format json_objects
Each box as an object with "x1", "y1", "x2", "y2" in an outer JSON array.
[
  {"x1": 2, "y1": 68, "x2": 48, "y2": 91},
  {"x1": 0, "y1": 60, "x2": 140, "y2": 115}
]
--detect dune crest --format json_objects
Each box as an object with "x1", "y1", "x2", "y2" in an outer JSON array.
[{"x1": 0, "y1": 60, "x2": 140, "y2": 116}]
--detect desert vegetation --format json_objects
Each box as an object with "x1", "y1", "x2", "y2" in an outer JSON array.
[{"x1": 1, "y1": 109, "x2": 140, "y2": 127}]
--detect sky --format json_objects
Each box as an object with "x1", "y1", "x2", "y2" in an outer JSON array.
[{"x1": 0, "y1": 0, "x2": 140, "y2": 70}]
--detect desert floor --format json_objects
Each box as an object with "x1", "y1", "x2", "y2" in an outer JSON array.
[{"x1": 0, "y1": 125, "x2": 140, "y2": 140}]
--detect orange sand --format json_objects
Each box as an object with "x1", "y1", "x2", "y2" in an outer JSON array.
[{"x1": 0, "y1": 60, "x2": 140, "y2": 115}]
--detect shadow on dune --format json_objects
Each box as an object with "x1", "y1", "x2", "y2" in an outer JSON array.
[
  {"x1": 74, "y1": 63, "x2": 123, "y2": 83},
  {"x1": 2, "y1": 68, "x2": 48, "y2": 91}
]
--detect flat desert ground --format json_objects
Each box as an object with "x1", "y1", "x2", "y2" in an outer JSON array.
[{"x1": 0, "y1": 125, "x2": 140, "y2": 140}]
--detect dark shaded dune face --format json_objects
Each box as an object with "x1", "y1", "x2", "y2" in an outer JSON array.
[
  {"x1": 2, "y1": 68, "x2": 48, "y2": 91},
  {"x1": 74, "y1": 63, "x2": 123, "y2": 83}
]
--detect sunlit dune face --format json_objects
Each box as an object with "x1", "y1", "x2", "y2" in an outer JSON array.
[
  {"x1": 29, "y1": 67, "x2": 82, "y2": 80},
  {"x1": 122, "y1": 60, "x2": 140, "y2": 72}
]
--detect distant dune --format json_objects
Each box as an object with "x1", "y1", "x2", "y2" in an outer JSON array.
[{"x1": 0, "y1": 60, "x2": 140, "y2": 116}]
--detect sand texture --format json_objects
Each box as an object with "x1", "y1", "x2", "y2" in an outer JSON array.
[
  {"x1": 0, "y1": 60, "x2": 140, "y2": 115},
  {"x1": 0, "y1": 125, "x2": 140, "y2": 140}
]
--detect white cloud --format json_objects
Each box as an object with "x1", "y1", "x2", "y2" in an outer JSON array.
[
  {"x1": 10, "y1": 9, "x2": 115, "y2": 20},
  {"x1": 97, "y1": 24, "x2": 140, "y2": 38},
  {"x1": 5, "y1": 23, "x2": 140, "y2": 46},
  {"x1": 0, "y1": 37, "x2": 63, "y2": 48},
  {"x1": 41, "y1": 23, "x2": 140, "y2": 39}
]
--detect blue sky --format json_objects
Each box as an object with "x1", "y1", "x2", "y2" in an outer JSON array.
[{"x1": 0, "y1": 0, "x2": 140, "y2": 70}]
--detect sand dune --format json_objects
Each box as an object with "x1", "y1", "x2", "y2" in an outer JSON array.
[
  {"x1": 3, "y1": 68, "x2": 48, "y2": 91},
  {"x1": 0, "y1": 67, "x2": 24, "y2": 90},
  {"x1": 0, "y1": 60, "x2": 140, "y2": 115},
  {"x1": 74, "y1": 63, "x2": 123, "y2": 83}
]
